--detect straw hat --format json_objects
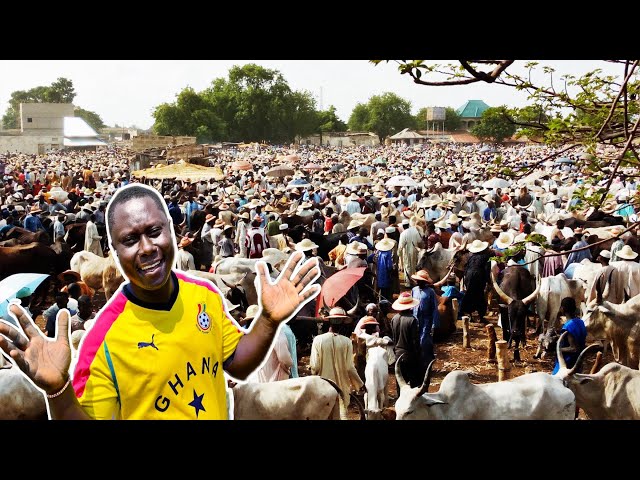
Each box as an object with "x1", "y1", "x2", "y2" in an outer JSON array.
[
  {"x1": 223, "y1": 224, "x2": 234, "y2": 232},
  {"x1": 294, "y1": 238, "x2": 319, "y2": 252},
  {"x1": 324, "y1": 306, "x2": 352, "y2": 324},
  {"x1": 616, "y1": 245, "x2": 638, "y2": 260},
  {"x1": 490, "y1": 224, "x2": 502, "y2": 233},
  {"x1": 435, "y1": 219, "x2": 448, "y2": 230},
  {"x1": 29, "y1": 205, "x2": 42, "y2": 214},
  {"x1": 218, "y1": 203, "x2": 230, "y2": 211},
  {"x1": 375, "y1": 238, "x2": 396, "y2": 252},
  {"x1": 457, "y1": 210, "x2": 470, "y2": 218},
  {"x1": 346, "y1": 241, "x2": 368, "y2": 255},
  {"x1": 347, "y1": 219, "x2": 363, "y2": 230},
  {"x1": 244, "y1": 304, "x2": 260, "y2": 320},
  {"x1": 411, "y1": 270, "x2": 434, "y2": 283},
  {"x1": 238, "y1": 212, "x2": 250, "y2": 220},
  {"x1": 359, "y1": 315, "x2": 379, "y2": 326},
  {"x1": 467, "y1": 239, "x2": 489, "y2": 253},
  {"x1": 495, "y1": 232, "x2": 514, "y2": 249},
  {"x1": 392, "y1": 292, "x2": 420, "y2": 311},
  {"x1": 298, "y1": 201, "x2": 313, "y2": 209},
  {"x1": 349, "y1": 193, "x2": 359, "y2": 201},
  {"x1": 178, "y1": 237, "x2": 194, "y2": 248},
  {"x1": 446, "y1": 214, "x2": 460, "y2": 225}
]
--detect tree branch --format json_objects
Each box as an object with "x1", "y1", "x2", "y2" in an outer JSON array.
[{"x1": 596, "y1": 60, "x2": 638, "y2": 140}]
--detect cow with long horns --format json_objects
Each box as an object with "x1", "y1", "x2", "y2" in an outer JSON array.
[
  {"x1": 490, "y1": 262, "x2": 540, "y2": 362},
  {"x1": 557, "y1": 335, "x2": 640, "y2": 419},
  {"x1": 393, "y1": 354, "x2": 576, "y2": 420}
]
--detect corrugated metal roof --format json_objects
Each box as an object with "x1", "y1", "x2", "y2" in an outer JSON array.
[
  {"x1": 64, "y1": 117, "x2": 99, "y2": 137},
  {"x1": 456, "y1": 100, "x2": 490, "y2": 118},
  {"x1": 63, "y1": 137, "x2": 107, "y2": 147}
]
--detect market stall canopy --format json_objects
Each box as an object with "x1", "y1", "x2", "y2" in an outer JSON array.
[{"x1": 132, "y1": 161, "x2": 225, "y2": 182}]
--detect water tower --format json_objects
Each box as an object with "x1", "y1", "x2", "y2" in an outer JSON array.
[{"x1": 425, "y1": 107, "x2": 446, "y2": 140}]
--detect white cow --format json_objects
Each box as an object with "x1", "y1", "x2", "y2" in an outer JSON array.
[
  {"x1": 231, "y1": 376, "x2": 343, "y2": 420},
  {"x1": 213, "y1": 248, "x2": 289, "y2": 275},
  {"x1": 557, "y1": 341, "x2": 640, "y2": 420},
  {"x1": 70, "y1": 250, "x2": 124, "y2": 300},
  {"x1": 394, "y1": 356, "x2": 576, "y2": 420},
  {"x1": 363, "y1": 336, "x2": 394, "y2": 420},
  {"x1": 537, "y1": 273, "x2": 586, "y2": 333},
  {"x1": 0, "y1": 354, "x2": 47, "y2": 420}
]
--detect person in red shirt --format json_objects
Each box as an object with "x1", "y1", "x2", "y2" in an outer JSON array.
[{"x1": 324, "y1": 207, "x2": 334, "y2": 233}]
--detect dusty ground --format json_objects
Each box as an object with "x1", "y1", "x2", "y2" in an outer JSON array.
[{"x1": 298, "y1": 311, "x2": 608, "y2": 420}]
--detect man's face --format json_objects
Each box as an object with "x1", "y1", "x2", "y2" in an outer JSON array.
[{"x1": 109, "y1": 196, "x2": 175, "y2": 298}]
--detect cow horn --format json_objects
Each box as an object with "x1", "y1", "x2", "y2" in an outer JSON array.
[
  {"x1": 491, "y1": 270, "x2": 513, "y2": 305},
  {"x1": 395, "y1": 354, "x2": 408, "y2": 389},
  {"x1": 568, "y1": 343, "x2": 603, "y2": 376},
  {"x1": 220, "y1": 276, "x2": 234, "y2": 289},
  {"x1": 556, "y1": 331, "x2": 568, "y2": 371},
  {"x1": 522, "y1": 282, "x2": 540, "y2": 306},
  {"x1": 346, "y1": 295, "x2": 359, "y2": 316},
  {"x1": 415, "y1": 359, "x2": 436, "y2": 398},
  {"x1": 236, "y1": 272, "x2": 248, "y2": 288}
]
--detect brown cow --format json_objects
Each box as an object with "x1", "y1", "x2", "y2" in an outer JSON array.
[
  {"x1": 0, "y1": 242, "x2": 63, "y2": 280},
  {"x1": 3, "y1": 226, "x2": 50, "y2": 245},
  {"x1": 433, "y1": 296, "x2": 459, "y2": 341},
  {"x1": 63, "y1": 223, "x2": 87, "y2": 252}
]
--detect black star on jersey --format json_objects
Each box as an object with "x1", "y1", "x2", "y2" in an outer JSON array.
[{"x1": 188, "y1": 389, "x2": 206, "y2": 418}]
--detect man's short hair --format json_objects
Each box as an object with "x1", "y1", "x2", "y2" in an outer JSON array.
[{"x1": 106, "y1": 184, "x2": 167, "y2": 234}]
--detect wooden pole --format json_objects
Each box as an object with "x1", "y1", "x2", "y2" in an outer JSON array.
[
  {"x1": 486, "y1": 324, "x2": 497, "y2": 363},
  {"x1": 496, "y1": 340, "x2": 510, "y2": 381},
  {"x1": 462, "y1": 315, "x2": 471, "y2": 348}
]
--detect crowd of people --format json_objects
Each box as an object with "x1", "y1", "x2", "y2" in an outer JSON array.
[{"x1": 1, "y1": 139, "x2": 639, "y2": 419}]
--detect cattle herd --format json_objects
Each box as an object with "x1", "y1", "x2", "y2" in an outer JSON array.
[{"x1": 1, "y1": 140, "x2": 640, "y2": 420}]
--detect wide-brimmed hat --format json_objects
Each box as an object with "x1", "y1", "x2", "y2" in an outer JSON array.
[
  {"x1": 218, "y1": 203, "x2": 230, "y2": 211},
  {"x1": 298, "y1": 201, "x2": 313, "y2": 209},
  {"x1": 57, "y1": 269, "x2": 81, "y2": 283},
  {"x1": 490, "y1": 224, "x2": 502, "y2": 233},
  {"x1": 346, "y1": 241, "x2": 368, "y2": 255},
  {"x1": 446, "y1": 214, "x2": 460, "y2": 225},
  {"x1": 495, "y1": 232, "x2": 514, "y2": 249},
  {"x1": 411, "y1": 269, "x2": 434, "y2": 283},
  {"x1": 205, "y1": 214, "x2": 215, "y2": 223},
  {"x1": 294, "y1": 238, "x2": 319, "y2": 252},
  {"x1": 244, "y1": 304, "x2": 260, "y2": 320},
  {"x1": 359, "y1": 315, "x2": 379, "y2": 327},
  {"x1": 347, "y1": 219, "x2": 363, "y2": 230},
  {"x1": 238, "y1": 212, "x2": 250, "y2": 220},
  {"x1": 435, "y1": 219, "x2": 448, "y2": 229},
  {"x1": 29, "y1": 205, "x2": 42, "y2": 214},
  {"x1": 467, "y1": 239, "x2": 489, "y2": 253},
  {"x1": 375, "y1": 238, "x2": 396, "y2": 252},
  {"x1": 349, "y1": 193, "x2": 359, "y2": 201},
  {"x1": 324, "y1": 306, "x2": 352, "y2": 324},
  {"x1": 616, "y1": 245, "x2": 638, "y2": 260},
  {"x1": 457, "y1": 210, "x2": 470, "y2": 218},
  {"x1": 223, "y1": 224, "x2": 234, "y2": 232},
  {"x1": 179, "y1": 236, "x2": 194, "y2": 248},
  {"x1": 392, "y1": 292, "x2": 420, "y2": 311}
]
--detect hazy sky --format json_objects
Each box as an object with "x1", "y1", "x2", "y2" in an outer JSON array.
[{"x1": 0, "y1": 60, "x2": 624, "y2": 130}]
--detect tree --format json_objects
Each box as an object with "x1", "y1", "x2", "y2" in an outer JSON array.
[
  {"x1": 318, "y1": 105, "x2": 347, "y2": 132},
  {"x1": 348, "y1": 92, "x2": 414, "y2": 143},
  {"x1": 2, "y1": 77, "x2": 76, "y2": 129},
  {"x1": 471, "y1": 106, "x2": 516, "y2": 143},
  {"x1": 74, "y1": 107, "x2": 106, "y2": 133}
]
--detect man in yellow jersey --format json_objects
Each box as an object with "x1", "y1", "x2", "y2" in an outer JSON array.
[{"x1": 0, "y1": 184, "x2": 321, "y2": 420}]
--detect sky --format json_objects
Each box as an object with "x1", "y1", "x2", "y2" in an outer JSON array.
[{"x1": 0, "y1": 60, "x2": 625, "y2": 130}]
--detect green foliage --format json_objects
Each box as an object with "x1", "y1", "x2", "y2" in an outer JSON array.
[
  {"x1": 347, "y1": 92, "x2": 414, "y2": 143},
  {"x1": 470, "y1": 106, "x2": 516, "y2": 143},
  {"x1": 74, "y1": 107, "x2": 106, "y2": 133},
  {"x1": 2, "y1": 77, "x2": 76, "y2": 129},
  {"x1": 444, "y1": 107, "x2": 462, "y2": 131},
  {"x1": 317, "y1": 105, "x2": 347, "y2": 132}
]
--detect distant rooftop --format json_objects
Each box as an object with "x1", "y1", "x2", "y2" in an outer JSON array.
[
  {"x1": 64, "y1": 116, "x2": 99, "y2": 137},
  {"x1": 456, "y1": 100, "x2": 490, "y2": 118}
]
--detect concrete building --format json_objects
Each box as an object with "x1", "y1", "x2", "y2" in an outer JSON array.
[
  {"x1": 389, "y1": 128, "x2": 427, "y2": 145},
  {"x1": 456, "y1": 100, "x2": 490, "y2": 130},
  {"x1": 298, "y1": 131, "x2": 379, "y2": 147},
  {"x1": 0, "y1": 103, "x2": 104, "y2": 154}
]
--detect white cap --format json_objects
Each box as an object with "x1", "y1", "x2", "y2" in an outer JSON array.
[
  {"x1": 377, "y1": 228, "x2": 385, "y2": 235},
  {"x1": 385, "y1": 226, "x2": 396, "y2": 233},
  {"x1": 279, "y1": 223, "x2": 289, "y2": 231},
  {"x1": 599, "y1": 250, "x2": 611, "y2": 259}
]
